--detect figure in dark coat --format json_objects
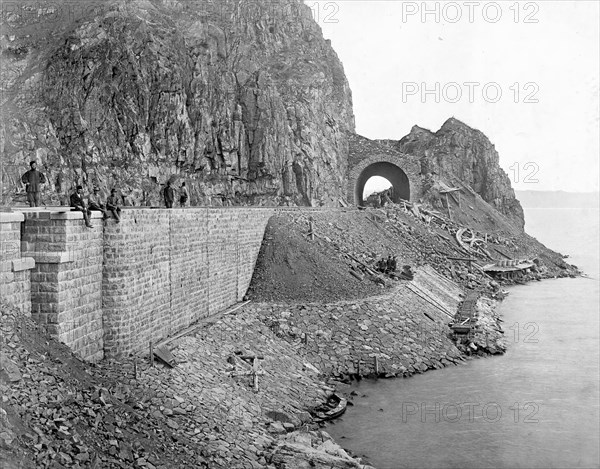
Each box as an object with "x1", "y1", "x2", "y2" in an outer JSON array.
[
  {"x1": 164, "y1": 181, "x2": 175, "y2": 208},
  {"x1": 385, "y1": 255, "x2": 393, "y2": 273},
  {"x1": 21, "y1": 161, "x2": 46, "y2": 207}
]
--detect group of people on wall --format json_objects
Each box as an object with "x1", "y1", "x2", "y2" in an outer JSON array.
[
  {"x1": 163, "y1": 180, "x2": 189, "y2": 208},
  {"x1": 20, "y1": 161, "x2": 190, "y2": 229}
]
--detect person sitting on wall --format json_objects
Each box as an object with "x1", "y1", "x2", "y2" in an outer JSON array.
[
  {"x1": 21, "y1": 160, "x2": 47, "y2": 207},
  {"x1": 164, "y1": 181, "x2": 174, "y2": 208},
  {"x1": 179, "y1": 181, "x2": 189, "y2": 207},
  {"x1": 106, "y1": 188, "x2": 122, "y2": 223},
  {"x1": 88, "y1": 187, "x2": 109, "y2": 220},
  {"x1": 70, "y1": 186, "x2": 93, "y2": 228}
]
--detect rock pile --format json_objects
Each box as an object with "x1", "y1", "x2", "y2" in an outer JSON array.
[
  {"x1": 251, "y1": 270, "x2": 467, "y2": 380},
  {"x1": 1, "y1": 301, "x2": 373, "y2": 468}
]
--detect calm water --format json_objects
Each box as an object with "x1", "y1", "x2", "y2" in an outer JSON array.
[{"x1": 327, "y1": 208, "x2": 600, "y2": 469}]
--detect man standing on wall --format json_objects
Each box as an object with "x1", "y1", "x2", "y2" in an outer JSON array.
[
  {"x1": 164, "y1": 181, "x2": 174, "y2": 208},
  {"x1": 70, "y1": 186, "x2": 93, "y2": 228},
  {"x1": 179, "y1": 181, "x2": 189, "y2": 207},
  {"x1": 21, "y1": 161, "x2": 46, "y2": 207}
]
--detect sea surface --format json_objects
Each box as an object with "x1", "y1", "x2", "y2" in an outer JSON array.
[{"x1": 327, "y1": 207, "x2": 600, "y2": 469}]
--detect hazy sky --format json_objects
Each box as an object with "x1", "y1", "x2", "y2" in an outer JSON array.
[{"x1": 308, "y1": 0, "x2": 599, "y2": 193}]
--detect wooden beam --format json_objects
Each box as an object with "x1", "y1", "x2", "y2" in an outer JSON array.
[{"x1": 406, "y1": 283, "x2": 455, "y2": 318}]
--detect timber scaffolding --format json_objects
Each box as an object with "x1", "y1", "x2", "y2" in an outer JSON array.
[{"x1": 451, "y1": 290, "x2": 481, "y2": 335}]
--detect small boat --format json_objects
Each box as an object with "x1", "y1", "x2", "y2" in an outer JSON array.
[{"x1": 313, "y1": 393, "x2": 348, "y2": 421}]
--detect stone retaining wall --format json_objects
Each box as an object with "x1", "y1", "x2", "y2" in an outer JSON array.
[
  {"x1": 1, "y1": 207, "x2": 273, "y2": 361},
  {"x1": 21, "y1": 210, "x2": 105, "y2": 362},
  {"x1": 0, "y1": 212, "x2": 35, "y2": 316},
  {"x1": 102, "y1": 208, "x2": 273, "y2": 357}
]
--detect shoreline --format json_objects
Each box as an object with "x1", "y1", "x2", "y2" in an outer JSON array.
[
  {"x1": 0, "y1": 268, "x2": 583, "y2": 468},
  {"x1": 323, "y1": 271, "x2": 599, "y2": 469}
]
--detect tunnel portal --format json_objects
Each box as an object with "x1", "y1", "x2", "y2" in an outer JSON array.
[{"x1": 354, "y1": 162, "x2": 411, "y2": 206}]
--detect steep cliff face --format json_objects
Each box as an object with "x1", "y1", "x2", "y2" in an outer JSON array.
[
  {"x1": 1, "y1": 0, "x2": 354, "y2": 206},
  {"x1": 395, "y1": 118, "x2": 525, "y2": 230}
]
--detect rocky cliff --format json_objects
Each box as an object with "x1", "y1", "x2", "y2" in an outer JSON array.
[
  {"x1": 1, "y1": 0, "x2": 354, "y2": 207},
  {"x1": 393, "y1": 117, "x2": 525, "y2": 229}
]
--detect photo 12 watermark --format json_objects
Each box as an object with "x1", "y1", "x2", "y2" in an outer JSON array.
[
  {"x1": 401, "y1": 82, "x2": 540, "y2": 104},
  {"x1": 306, "y1": 1, "x2": 340, "y2": 24},
  {"x1": 412, "y1": 321, "x2": 540, "y2": 344},
  {"x1": 401, "y1": 401, "x2": 540, "y2": 423},
  {"x1": 508, "y1": 162, "x2": 540, "y2": 184},
  {"x1": 400, "y1": 2, "x2": 540, "y2": 24},
  {"x1": 508, "y1": 321, "x2": 539, "y2": 343}
]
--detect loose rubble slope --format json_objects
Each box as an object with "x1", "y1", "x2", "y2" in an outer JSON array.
[
  {"x1": 248, "y1": 194, "x2": 577, "y2": 304},
  {"x1": 1, "y1": 302, "x2": 375, "y2": 469}
]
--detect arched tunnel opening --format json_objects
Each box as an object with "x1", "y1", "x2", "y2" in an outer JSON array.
[
  {"x1": 354, "y1": 162, "x2": 410, "y2": 206},
  {"x1": 363, "y1": 176, "x2": 392, "y2": 201}
]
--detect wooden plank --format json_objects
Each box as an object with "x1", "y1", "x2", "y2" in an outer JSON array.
[
  {"x1": 346, "y1": 253, "x2": 379, "y2": 277},
  {"x1": 406, "y1": 284, "x2": 455, "y2": 318},
  {"x1": 156, "y1": 300, "x2": 251, "y2": 349},
  {"x1": 423, "y1": 311, "x2": 436, "y2": 322},
  {"x1": 411, "y1": 282, "x2": 455, "y2": 312},
  {"x1": 437, "y1": 232, "x2": 453, "y2": 243},
  {"x1": 154, "y1": 345, "x2": 175, "y2": 368},
  {"x1": 439, "y1": 188, "x2": 461, "y2": 193},
  {"x1": 421, "y1": 267, "x2": 463, "y2": 298},
  {"x1": 349, "y1": 269, "x2": 364, "y2": 281},
  {"x1": 493, "y1": 246, "x2": 513, "y2": 259}
]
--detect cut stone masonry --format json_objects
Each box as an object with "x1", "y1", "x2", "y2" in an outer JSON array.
[{"x1": 1, "y1": 207, "x2": 274, "y2": 361}]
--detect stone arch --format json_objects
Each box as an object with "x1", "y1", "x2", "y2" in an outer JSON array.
[{"x1": 347, "y1": 154, "x2": 420, "y2": 206}]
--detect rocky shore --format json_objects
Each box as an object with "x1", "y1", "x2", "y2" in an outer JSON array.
[
  {"x1": 2, "y1": 261, "x2": 509, "y2": 468},
  {"x1": 1, "y1": 202, "x2": 579, "y2": 469},
  {"x1": 1, "y1": 299, "x2": 379, "y2": 469}
]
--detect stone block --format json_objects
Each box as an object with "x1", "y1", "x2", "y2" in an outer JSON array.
[{"x1": 11, "y1": 258, "x2": 35, "y2": 272}]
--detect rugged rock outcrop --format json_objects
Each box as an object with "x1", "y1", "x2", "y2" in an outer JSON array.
[
  {"x1": 1, "y1": 0, "x2": 354, "y2": 206},
  {"x1": 393, "y1": 118, "x2": 525, "y2": 229}
]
